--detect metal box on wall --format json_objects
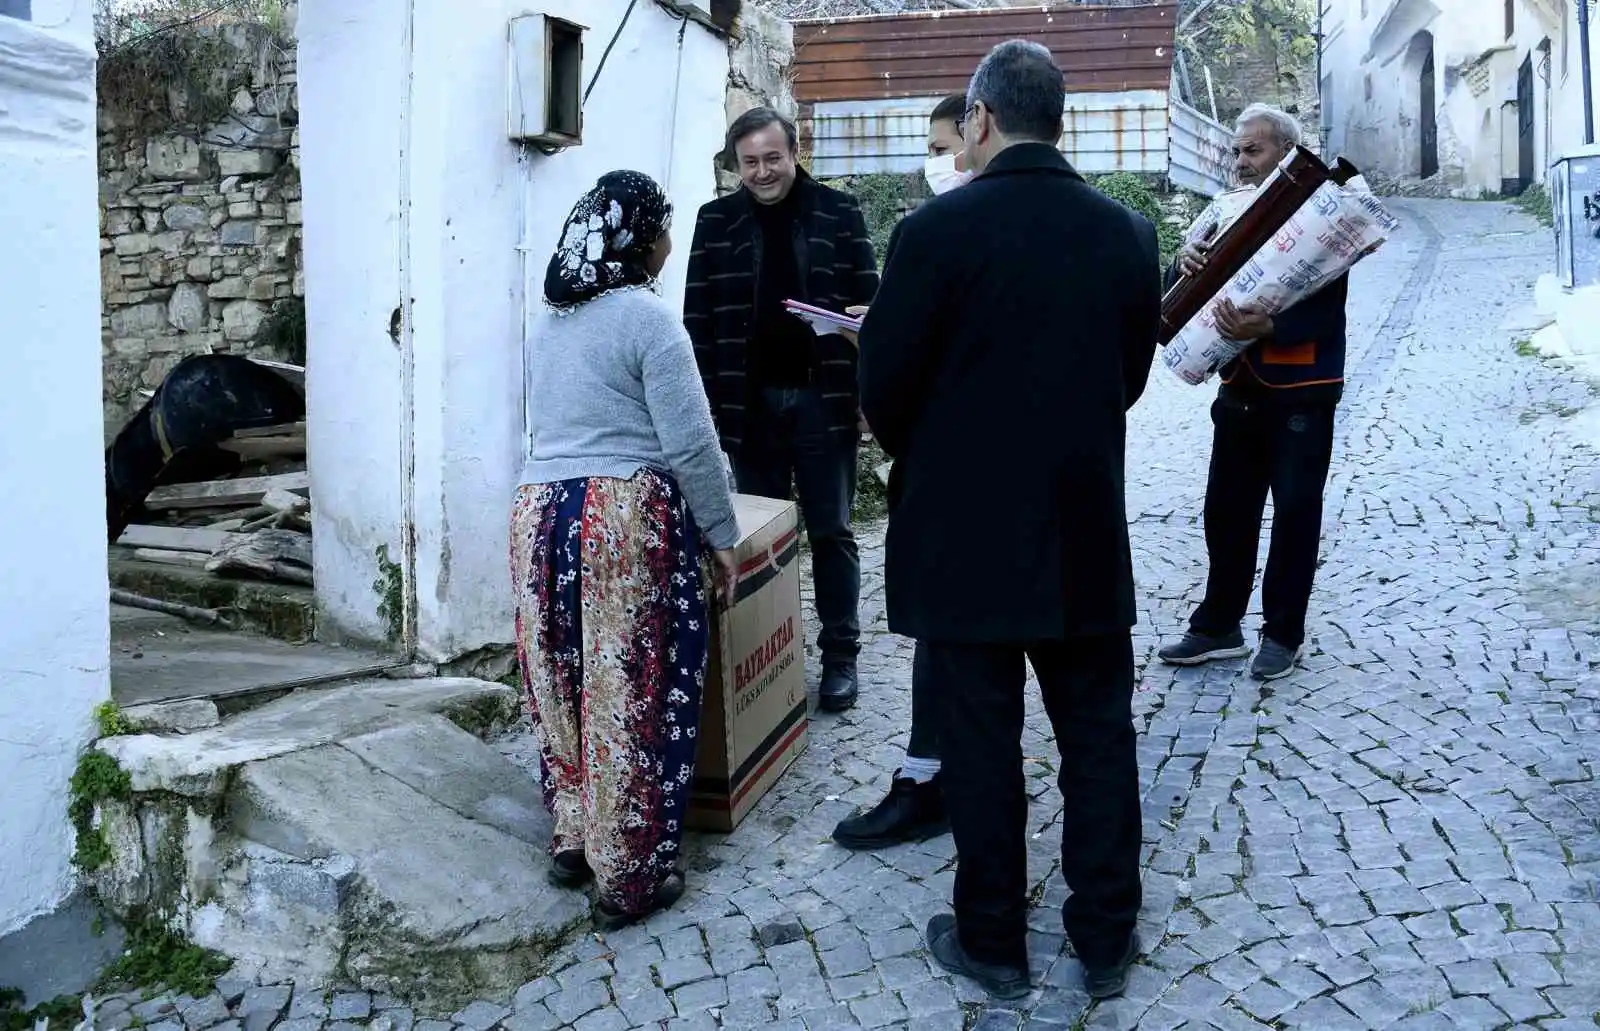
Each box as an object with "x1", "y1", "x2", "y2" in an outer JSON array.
[{"x1": 1551, "y1": 143, "x2": 1600, "y2": 289}]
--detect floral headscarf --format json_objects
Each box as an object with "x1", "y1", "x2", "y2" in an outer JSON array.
[{"x1": 544, "y1": 170, "x2": 673, "y2": 311}]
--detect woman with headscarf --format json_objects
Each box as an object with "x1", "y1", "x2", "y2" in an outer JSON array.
[{"x1": 513, "y1": 170, "x2": 740, "y2": 929}]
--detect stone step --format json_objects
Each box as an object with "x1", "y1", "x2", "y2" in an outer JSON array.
[
  {"x1": 91, "y1": 677, "x2": 587, "y2": 1009},
  {"x1": 110, "y1": 554, "x2": 317, "y2": 643}
]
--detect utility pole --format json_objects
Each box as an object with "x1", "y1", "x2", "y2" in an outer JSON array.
[{"x1": 1581, "y1": 0, "x2": 1595, "y2": 143}]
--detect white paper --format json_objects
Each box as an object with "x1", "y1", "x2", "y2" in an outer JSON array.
[{"x1": 1162, "y1": 172, "x2": 1400, "y2": 386}]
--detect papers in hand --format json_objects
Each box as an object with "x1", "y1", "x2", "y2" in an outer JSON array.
[{"x1": 783, "y1": 299, "x2": 862, "y2": 337}]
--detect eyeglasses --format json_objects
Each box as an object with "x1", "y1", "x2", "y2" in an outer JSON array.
[{"x1": 957, "y1": 103, "x2": 980, "y2": 142}]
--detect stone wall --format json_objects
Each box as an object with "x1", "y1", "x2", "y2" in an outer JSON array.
[
  {"x1": 718, "y1": 5, "x2": 796, "y2": 195},
  {"x1": 98, "y1": 19, "x2": 303, "y2": 441},
  {"x1": 1189, "y1": 32, "x2": 1320, "y2": 142}
]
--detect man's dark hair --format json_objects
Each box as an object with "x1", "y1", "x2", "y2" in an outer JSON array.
[
  {"x1": 965, "y1": 40, "x2": 1065, "y2": 144},
  {"x1": 726, "y1": 106, "x2": 799, "y2": 159},
  {"x1": 930, "y1": 93, "x2": 967, "y2": 126}
]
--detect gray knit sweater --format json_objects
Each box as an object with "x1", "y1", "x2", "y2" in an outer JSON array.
[{"x1": 520, "y1": 288, "x2": 740, "y2": 551}]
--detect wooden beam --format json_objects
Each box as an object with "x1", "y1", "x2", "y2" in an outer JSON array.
[
  {"x1": 233, "y1": 421, "x2": 306, "y2": 439},
  {"x1": 145, "y1": 472, "x2": 310, "y2": 511},
  {"x1": 218, "y1": 434, "x2": 306, "y2": 461},
  {"x1": 116, "y1": 525, "x2": 237, "y2": 554},
  {"x1": 131, "y1": 548, "x2": 212, "y2": 569}
]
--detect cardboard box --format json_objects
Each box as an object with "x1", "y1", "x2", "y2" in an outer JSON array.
[{"x1": 687, "y1": 494, "x2": 809, "y2": 832}]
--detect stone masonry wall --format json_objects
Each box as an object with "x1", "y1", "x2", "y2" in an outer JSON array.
[
  {"x1": 98, "y1": 20, "x2": 303, "y2": 441},
  {"x1": 718, "y1": 6, "x2": 796, "y2": 196},
  {"x1": 1190, "y1": 32, "x2": 1321, "y2": 143}
]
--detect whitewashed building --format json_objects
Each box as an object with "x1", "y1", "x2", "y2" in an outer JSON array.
[
  {"x1": 0, "y1": 0, "x2": 117, "y2": 997},
  {"x1": 1320, "y1": 0, "x2": 1597, "y2": 194}
]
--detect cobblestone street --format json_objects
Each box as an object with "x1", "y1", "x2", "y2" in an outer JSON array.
[
  {"x1": 92, "y1": 198, "x2": 1600, "y2": 1031},
  {"x1": 490, "y1": 197, "x2": 1600, "y2": 1029}
]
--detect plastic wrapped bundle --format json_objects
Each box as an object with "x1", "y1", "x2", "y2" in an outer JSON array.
[{"x1": 1161, "y1": 171, "x2": 1401, "y2": 386}]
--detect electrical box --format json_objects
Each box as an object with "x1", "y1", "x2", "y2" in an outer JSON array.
[
  {"x1": 1550, "y1": 143, "x2": 1600, "y2": 289},
  {"x1": 657, "y1": 0, "x2": 714, "y2": 22},
  {"x1": 508, "y1": 14, "x2": 585, "y2": 148}
]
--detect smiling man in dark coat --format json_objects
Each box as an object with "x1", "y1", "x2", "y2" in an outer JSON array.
[{"x1": 856, "y1": 40, "x2": 1160, "y2": 1002}]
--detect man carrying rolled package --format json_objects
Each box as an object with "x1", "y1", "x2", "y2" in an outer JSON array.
[
  {"x1": 1157, "y1": 103, "x2": 1350, "y2": 682},
  {"x1": 826, "y1": 93, "x2": 970, "y2": 851}
]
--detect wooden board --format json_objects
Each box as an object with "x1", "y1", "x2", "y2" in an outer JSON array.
[
  {"x1": 233, "y1": 421, "x2": 306, "y2": 439},
  {"x1": 131, "y1": 548, "x2": 211, "y2": 569},
  {"x1": 146, "y1": 472, "x2": 310, "y2": 511},
  {"x1": 218, "y1": 435, "x2": 306, "y2": 461},
  {"x1": 117, "y1": 525, "x2": 236, "y2": 554},
  {"x1": 207, "y1": 529, "x2": 313, "y2": 585}
]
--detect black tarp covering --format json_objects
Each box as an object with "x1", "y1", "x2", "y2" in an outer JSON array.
[{"x1": 106, "y1": 354, "x2": 305, "y2": 542}]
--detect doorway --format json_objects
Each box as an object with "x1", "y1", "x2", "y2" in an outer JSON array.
[
  {"x1": 1420, "y1": 47, "x2": 1438, "y2": 179},
  {"x1": 1516, "y1": 53, "x2": 1535, "y2": 194}
]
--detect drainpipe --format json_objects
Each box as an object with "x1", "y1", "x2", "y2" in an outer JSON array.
[
  {"x1": 1316, "y1": 0, "x2": 1327, "y2": 153},
  {"x1": 1581, "y1": 0, "x2": 1595, "y2": 143}
]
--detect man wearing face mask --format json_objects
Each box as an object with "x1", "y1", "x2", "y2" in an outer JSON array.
[
  {"x1": 858, "y1": 42, "x2": 1160, "y2": 1000},
  {"x1": 1156, "y1": 104, "x2": 1349, "y2": 683},
  {"x1": 923, "y1": 92, "x2": 973, "y2": 196},
  {"x1": 830, "y1": 92, "x2": 974, "y2": 852}
]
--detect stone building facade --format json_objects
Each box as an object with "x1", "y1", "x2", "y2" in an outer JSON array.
[{"x1": 98, "y1": 20, "x2": 303, "y2": 440}]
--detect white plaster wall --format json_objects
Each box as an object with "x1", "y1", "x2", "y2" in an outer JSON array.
[
  {"x1": 298, "y1": 0, "x2": 412, "y2": 646},
  {"x1": 1548, "y1": 3, "x2": 1600, "y2": 165},
  {"x1": 1320, "y1": 0, "x2": 1587, "y2": 190},
  {"x1": 300, "y1": 0, "x2": 730, "y2": 658},
  {"x1": 0, "y1": 7, "x2": 112, "y2": 936}
]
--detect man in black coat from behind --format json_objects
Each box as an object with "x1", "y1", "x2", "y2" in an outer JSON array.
[{"x1": 857, "y1": 40, "x2": 1160, "y2": 1001}]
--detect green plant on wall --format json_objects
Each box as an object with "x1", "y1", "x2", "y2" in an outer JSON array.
[
  {"x1": 250, "y1": 298, "x2": 307, "y2": 366},
  {"x1": 95, "y1": 700, "x2": 134, "y2": 738},
  {"x1": 1186, "y1": 0, "x2": 1318, "y2": 64},
  {"x1": 68, "y1": 751, "x2": 132, "y2": 872},
  {"x1": 1092, "y1": 172, "x2": 1188, "y2": 267},
  {"x1": 825, "y1": 173, "x2": 928, "y2": 266},
  {"x1": 374, "y1": 543, "x2": 405, "y2": 644}
]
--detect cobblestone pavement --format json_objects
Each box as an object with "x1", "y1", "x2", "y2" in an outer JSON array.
[{"x1": 133, "y1": 199, "x2": 1600, "y2": 1030}]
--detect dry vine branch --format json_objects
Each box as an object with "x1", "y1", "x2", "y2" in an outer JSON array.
[{"x1": 751, "y1": 0, "x2": 1003, "y2": 19}]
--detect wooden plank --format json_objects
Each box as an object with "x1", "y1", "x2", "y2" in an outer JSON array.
[
  {"x1": 233, "y1": 421, "x2": 306, "y2": 439},
  {"x1": 218, "y1": 435, "x2": 306, "y2": 461},
  {"x1": 207, "y1": 529, "x2": 313, "y2": 585},
  {"x1": 117, "y1": 525, "x2": 236, "y2": 554},
  {"x1": 146, "y1": 472, "x2": 310, "y2": 511},
  {"x1": 261, "y1": 487, "x2": 310, "y2": 514},
  {"x1": 131, "y1": 548, "x2": 211, "y2": 569}
]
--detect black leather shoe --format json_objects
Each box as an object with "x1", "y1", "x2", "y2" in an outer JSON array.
[
  {"x1": 1083, "y1": 931, "x2": 1141, "y2": 1000},
  {"x1": 832, "y1": 773, "x2": 948, "y2": 850},
  {"x1": 925, "y1": 913, "x2": 1030, "y2": 1001},
  {"x1": 818, "y1": 662, "x2": 859, "y2": 712}
]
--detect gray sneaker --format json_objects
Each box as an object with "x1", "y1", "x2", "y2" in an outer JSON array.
[
  {"x1": 1158, "y1": 630, "x2": 1252, "y2": 666},
  {"x1": 1251, "y1": 638, "x2": 1301, "y2": 681}
]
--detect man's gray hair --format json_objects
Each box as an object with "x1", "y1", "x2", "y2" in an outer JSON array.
[
  {"x1": 1236, "y1": 103, "x2": 1302, "y2": 147},
  {"x1": 966, "y1": 39, "x2": 1066, "y2": 144}
]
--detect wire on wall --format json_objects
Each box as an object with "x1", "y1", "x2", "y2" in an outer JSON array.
[
  {"x1": 583, "y1": 0, "x2": 640, "y2": 107},
  {"x1": 529, "y1": 0, "x2": 640, "y2": 158}
]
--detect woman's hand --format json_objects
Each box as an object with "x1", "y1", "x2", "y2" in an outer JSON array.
[{"x1": 713, "y1": 548, "x2": 739, "y2": 607}]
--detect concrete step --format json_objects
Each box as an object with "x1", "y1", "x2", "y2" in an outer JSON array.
[
  {"x1": 91, "y1": 677, "x2": 587, "y2": 1009},
  {"x1": 110, "y1": 555, "x2": 317, "y2": 643}
]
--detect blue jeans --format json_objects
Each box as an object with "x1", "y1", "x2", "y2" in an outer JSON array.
[{"x1": 734, "y1": 387, "x2": 861, "y2": 664}]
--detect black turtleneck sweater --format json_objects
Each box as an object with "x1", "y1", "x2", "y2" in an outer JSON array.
[{"x1": 749, "y1": 189, "x2": 813, "y2": 387}]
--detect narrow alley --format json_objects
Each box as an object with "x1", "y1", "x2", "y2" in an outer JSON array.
[{"x1": 90, "y1": 198, "x2": 1600, "y2": 1030}]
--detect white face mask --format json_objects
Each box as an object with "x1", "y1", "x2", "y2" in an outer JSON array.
[{"x1": 924, "y1": 154, "x2": 973, "y2": 196}]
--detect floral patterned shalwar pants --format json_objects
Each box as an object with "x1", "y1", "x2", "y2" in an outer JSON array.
[{"x1": 509, "y1": 469, "x2": 710, "y2": 915}]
